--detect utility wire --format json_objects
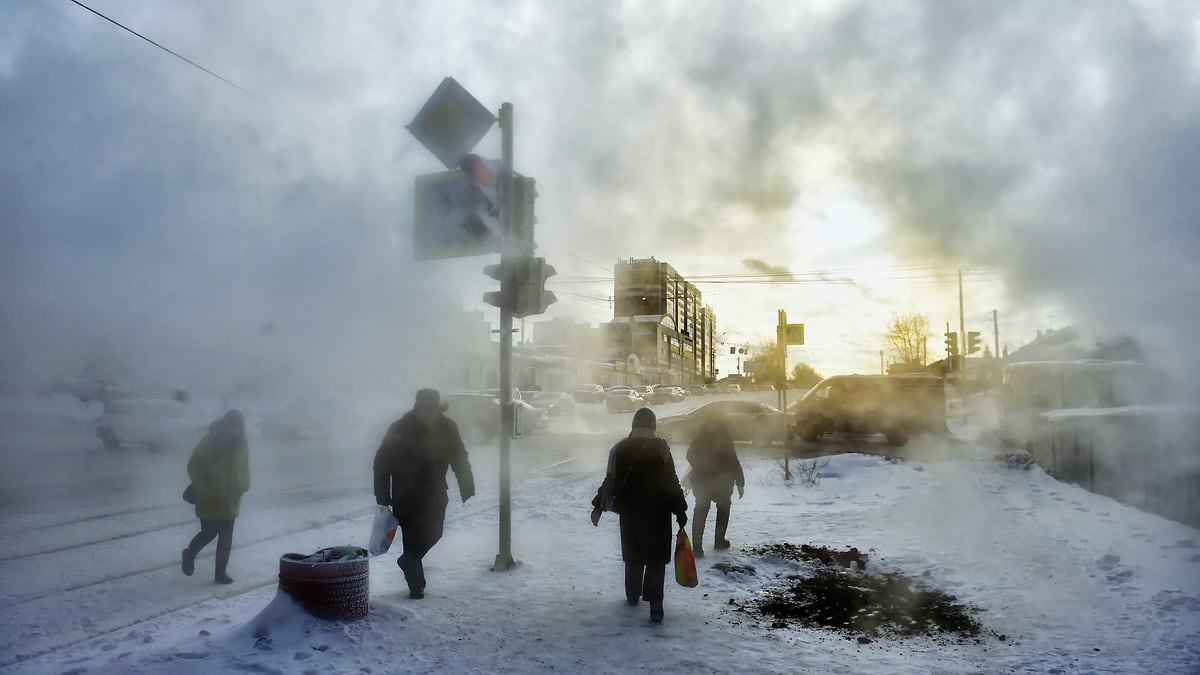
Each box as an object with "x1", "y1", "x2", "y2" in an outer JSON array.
[{"x1": 67, "y1": 0, "x2": 245, "y2": 92}]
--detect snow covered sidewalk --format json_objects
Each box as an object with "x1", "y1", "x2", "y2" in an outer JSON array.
[{"x1": 8, "y1": 449, "x2": 1200, "y2": 674}]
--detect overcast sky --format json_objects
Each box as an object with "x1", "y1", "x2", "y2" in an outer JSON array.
[{"x1": 2, "y1": 0, "x2": 1198, "y2": 393}]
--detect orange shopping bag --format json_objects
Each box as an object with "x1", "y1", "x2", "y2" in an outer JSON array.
[{"x1": 674, "y1": 526, "x2": 698, "y2": 587}]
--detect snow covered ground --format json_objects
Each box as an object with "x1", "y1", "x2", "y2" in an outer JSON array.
[{"x1": 1, "y1": 392, "x2": 1198, "y2": 673}]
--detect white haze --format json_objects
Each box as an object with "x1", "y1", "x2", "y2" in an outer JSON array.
[{"x1": 2, "y1": 0, "x2": 1199, "y2": 393}]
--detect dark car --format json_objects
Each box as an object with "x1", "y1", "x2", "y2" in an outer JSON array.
[
  {"x1": 528, "y1": 391, "x2": 575, "y2": 416},
  {"x1": 657, "y1": 399, "x2": 788, "y2": 447},
  {"x1": 572, "y1": 384, "x2": 605, "y2": 403},
  {"x1": 605, "y1": 387, "x2": 643, "y2": 413},
  {"x1": 789, "y1": 374, "x2": 947, "y2": 447}
]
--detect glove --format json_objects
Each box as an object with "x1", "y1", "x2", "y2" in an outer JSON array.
[
  {"x1": 737, "y1": 484, "x2": 745, "y2": 499},
  {"x1": 590, "y1": 508, "x2": 602, "y2": 527},
  {"x1": 677, "y1": 513, "x2": 687, "y2": 528}
]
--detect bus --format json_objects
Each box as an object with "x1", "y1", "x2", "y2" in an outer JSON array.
[{"x1": 998, "y1": 360, "x2": 1166, "y2": 450}]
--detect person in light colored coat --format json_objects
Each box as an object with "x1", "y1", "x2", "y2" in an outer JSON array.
[{"x1": 182, "y1": 410, "x2": 250, "y2": 584}]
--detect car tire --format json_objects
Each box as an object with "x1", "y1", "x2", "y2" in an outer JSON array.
[
  {"x1": 97, "y1": 427, "x2": 120, "y2": 450},
  {"x1": 800, "y1": 423, "x2": 822, "y2": 442}
]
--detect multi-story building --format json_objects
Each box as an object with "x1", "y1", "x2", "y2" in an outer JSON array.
[{"x1": 608, "y1": 258, "x2": 717, "y2": 385}]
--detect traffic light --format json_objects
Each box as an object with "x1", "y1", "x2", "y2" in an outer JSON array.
[
  {"x1": 413, "y1": 171, "x2": 502, "y2": 260},
  {"x1": 967, "y1": 331, "x2": 981, "y2": 355},
  {"x1": 510, "y1": 175, "x2": 537, "y2": 251},
  {"x1": 483, "y1": 262, "x2": 508, "y2": 309},
  {"x1": 944, "y1": 331, "x2": 959, "y2": 356},
  {"x1": 513, "y1": 256, "x2": 557, "y2": 317}
]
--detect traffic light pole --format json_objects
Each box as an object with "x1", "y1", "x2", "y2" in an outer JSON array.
[{"x1": 495, "y1": 102, "x2": 517, "y2": 572}]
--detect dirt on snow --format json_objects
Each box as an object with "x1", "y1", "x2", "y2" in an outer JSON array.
[{"x1": 719, "y1": 543, "x2": 992, "y2": 644}]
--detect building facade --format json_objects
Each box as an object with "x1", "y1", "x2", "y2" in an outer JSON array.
[{"x1": 608, "y1": 258, "x2": 717, "y2": 385}]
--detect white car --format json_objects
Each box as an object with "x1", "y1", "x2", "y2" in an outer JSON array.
[{"x1": 95, "y1": 398, "x2": 211, "y2": 452}]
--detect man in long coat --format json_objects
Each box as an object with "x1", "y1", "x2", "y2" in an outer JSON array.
[
  {"x1": 374, "y1": 389, "x2": 474, "y2": 599},
  {"x1": 591, "y1": 407, "x2": 688, "y2": 622}
]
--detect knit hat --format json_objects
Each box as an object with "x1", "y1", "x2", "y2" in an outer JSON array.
[{"x1": 631, "y1": 407, "x2": 656, "y2": 431}]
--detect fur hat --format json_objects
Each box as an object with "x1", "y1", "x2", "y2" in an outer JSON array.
[{"x1": 414, "y1": 388, "x2": 449, "y2": 412}]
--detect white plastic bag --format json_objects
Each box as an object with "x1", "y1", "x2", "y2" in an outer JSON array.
[{"x1": 368, "y1": 504, "x2": 399, "y2": 555}]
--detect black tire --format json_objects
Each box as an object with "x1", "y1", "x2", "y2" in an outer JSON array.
[
  {"x1": 97, "y1": 427, "x2": 120, "y2": 450},
  {"x1": 278, "y1": 550, "x2": 369, "y2": 620},
  {"x1": 799, "y1": 423, "x2": 822, "y2": 442}
]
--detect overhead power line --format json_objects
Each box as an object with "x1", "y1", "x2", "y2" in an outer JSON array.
[{"x1": 68, "y1": 0, "x2": 245, "y2": 92}]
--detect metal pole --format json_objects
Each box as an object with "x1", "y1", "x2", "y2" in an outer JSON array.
[
  {"x1": 495, "y1": 103, "x2": 516, "y2": 572},
  {"x1": 778, "y1": 310, "x2": 790, "y2": 480}
]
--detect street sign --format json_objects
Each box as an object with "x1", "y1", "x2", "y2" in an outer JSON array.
[
  {"x1": 406, "y1": 77, "x2": 496, "y2": 170},
  {"x1": 786, "y1": 323, "x2": 805, "y2": 345}
]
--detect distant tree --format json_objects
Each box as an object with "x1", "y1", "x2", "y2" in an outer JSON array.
[
  {"x1": 790, "y1": 362, "x2": 823, "y2": 389},
  {"x1": 747, "y1": 339, "x2": 785, "y2": 385},
  {"x1": 886, "y1": 311, "x2": 930, "y2": 366}
]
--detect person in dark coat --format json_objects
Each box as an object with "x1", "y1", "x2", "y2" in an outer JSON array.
[
  {"x1": 374, "y1": 389, "x2": 475, "y2": 599},
  {"x1": 182, "y1": 410, "x2": 251, "y2": 584},
  {"x1": 686, "y1": 416, "x2": 745, "y2": 558},
  {"x1": 591, "y1": 407, "x2": 688, "y2": 622}
]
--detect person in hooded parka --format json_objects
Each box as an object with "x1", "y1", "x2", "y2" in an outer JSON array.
[
  {"x1": 182, "y1": 409, "x2": 251, "y2": 584},
  {"x1": 591, "y1": 407, "x2": 688, "y2": 623},
  {"x1": 685, "y1": 415, "x2": 745, "y2": 558}
]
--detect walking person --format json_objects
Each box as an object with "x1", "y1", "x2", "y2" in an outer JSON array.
[
  {"x1": 374, "y1": 389, "x2": 475, "y2": 599},
  {"x1": 686, "y1": 416, "x2": 745, "y2": 558},
  {"x1": 590, "y1": 407, "x2": 688, "y2": 622},
  {"x1": 182, "y1": 410, "x2": 251, "y2": 584}
]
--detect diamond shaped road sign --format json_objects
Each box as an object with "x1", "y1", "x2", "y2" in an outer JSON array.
[{"x1": 407, "y1": 77, "x2": 496, "y2": 170}]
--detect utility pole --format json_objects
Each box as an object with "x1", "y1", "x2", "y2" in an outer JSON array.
[
  {"x1": 958, "y1": 268, "x2": 966, "y2": 358},
  {"x1": 993, "y1": 309, "x2": 999, "y2": 360}
]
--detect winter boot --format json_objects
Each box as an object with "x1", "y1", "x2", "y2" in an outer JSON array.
[
  {"x1": 650, "y1": 601, "x2": 664, "y2": 622},
  {"x1": 215, "y1": 574, "x2": 234, "y2": 584},
  {"x1": 692, "y1": 514, "x2": 706, "y2": 560},
  {"x1": 714, "y1": 509, "x2": 731, "y2": 550},
  {"x1": 181, "y1": 548, "x2": 195, "y2": 577}
]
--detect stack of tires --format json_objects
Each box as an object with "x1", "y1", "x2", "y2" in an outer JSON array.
[{"x1": 278, "y1": 547, "x2": 369, "y2": 620}]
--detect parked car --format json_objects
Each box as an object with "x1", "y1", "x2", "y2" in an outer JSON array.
[
  {"x1": 571, "y1": 384, "x2": 605, "y2": 404},
  {"x1": 657, "y1": 399, "x2": 787, "y2": 447},
  {"x1": 528, "y1": 391, "x2": 575, "y2": 416},
  {"x1": 443, "y1": 391, "x2": 550, "y2": 443},
  {"x1": 444, "y1": 392, "x2": 502, "y2": 444},
  {"x1": 645, "y1": 385, "x2": 685, "y2": 404},
  {"x1": 686, "y1": 385, "x2": 709, "y2": 396},
  {"x1": 605, "y1": 387, "x2": 643, "y2": 413},
  {"x1": 95, "y1": 398, "x2": 211, "y2": 452},
  {"x1": 789, "y1": 374, "x2": 947, "y2": 447}
]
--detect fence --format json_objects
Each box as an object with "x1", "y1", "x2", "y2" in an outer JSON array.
[{"x1": 1027, "y1": 406, "x2": 1200, "y2": 528}]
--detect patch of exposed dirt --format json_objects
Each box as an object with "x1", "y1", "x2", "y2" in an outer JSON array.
[{"x1": 734, "y1": 543, "x2": 987, "y2": 642}]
